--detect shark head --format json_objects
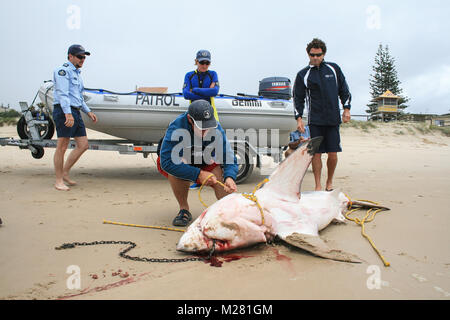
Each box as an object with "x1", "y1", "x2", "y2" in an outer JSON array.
[{"x1": 176, "y1": 193, "x2": 275, "y2": 253}]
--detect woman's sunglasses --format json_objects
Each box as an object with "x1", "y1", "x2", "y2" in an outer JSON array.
[{"x1": 199, "y1": 60, "x2": 210, "y2": 65}]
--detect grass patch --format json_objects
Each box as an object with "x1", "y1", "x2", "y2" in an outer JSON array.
[
  {"x1": 0, "y1": 117, "x2": 18, "y2": 127},
  {"x1": 413, "y1": 123, "x2": 432, "y2": 135},
  {"x1": 341, "y1": 120, "x2": 450, "y2": 137},
  {"x1": 431, "y1": 126, "x2": 450, "y2": 137},
  {"x1": 0, "y1": 110, "x2": 20, "y2": 126},
  {"x1": 0, "y1": 109, "x2": 20, "y2": 118},
  {"x1": 406, "y1": 126, "x2": 416, "y2": 135},
  {"x1": 341, "y1": 120, "x2": 377, "y2": 131}
]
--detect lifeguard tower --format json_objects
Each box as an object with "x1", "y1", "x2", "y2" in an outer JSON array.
[{"x1": 370, "y1": 90, "x2": 400, "y2": 121}]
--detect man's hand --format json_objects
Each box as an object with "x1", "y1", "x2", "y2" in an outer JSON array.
[
  {"x1": 296, "y1": 118, "x2": 305, "y2": 133},
  {"x1": 288, "y1": 136, "x2": 309, "y2": 150},
  {"x1": 88, "y1": 112, "x2": 98, "y2": 123},
  {"x1": 223, "y1": 177, "x2": 237, "y2": 194},
  {"x1": 198, "y1": 170, "x2": 217, "y2": 186},
  {"x1": 342, "y1": 109, "x2": 351, "y2": 123},
  {"x1": 64, "y1": 113, "x2": 74, "y2": 127}
]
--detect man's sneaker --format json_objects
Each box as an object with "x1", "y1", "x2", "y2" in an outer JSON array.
[{"x1": 189, "y1": 183, "x2": 201, "y2": 190}]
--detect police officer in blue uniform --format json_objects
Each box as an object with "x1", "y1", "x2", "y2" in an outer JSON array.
[{"x1": 52, "y1": 44, "x2": 98, "y2": 191}]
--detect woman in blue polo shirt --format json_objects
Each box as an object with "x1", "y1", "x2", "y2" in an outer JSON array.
[{"x1": 183, "y1": 50, "x2": 220, "y2": 121}]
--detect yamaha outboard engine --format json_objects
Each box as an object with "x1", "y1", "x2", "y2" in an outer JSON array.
[{"x1": 258, "y1": 77, "x2": 292, "y2": 100}]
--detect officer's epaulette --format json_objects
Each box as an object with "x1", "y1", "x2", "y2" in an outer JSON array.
[{"x1": 63, "y1": 63, "x2": 69, "y2": 67}]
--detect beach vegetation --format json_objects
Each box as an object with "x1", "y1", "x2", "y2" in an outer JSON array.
[
  {"x1": 341, "y1": 120, "x2": 450, "y2": 137},
  {"x1": 431, "y1": 125, "x2": 450, "y2": 137},
  {"x1": 0, "y1": 109, "x2": 20, "y2": 126}
]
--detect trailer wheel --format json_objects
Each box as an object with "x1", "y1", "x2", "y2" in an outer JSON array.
[
  {"x1": 31, "y1": 145, "x2": 45, "y2": 159},
  {"x1": 17, "y1": 112, "x2": 55, "y2": 140},
  {"x1": 234, "y1": 144, "x2": 253, "y2": 184}
]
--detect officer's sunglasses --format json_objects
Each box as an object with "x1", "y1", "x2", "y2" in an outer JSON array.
[
  {"x1": 199, "y1": 60, "x2": 210, "y2": 65},
  {"x1": 309, "y1": 52, "x2": 324, "y2": 57},
  {"x1": 76, "y1": 54, "x2": 86, "y2": 60}
]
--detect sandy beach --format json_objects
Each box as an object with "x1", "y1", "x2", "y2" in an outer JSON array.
[{"x1": 0, "y1": 122, "x2": 449, "y2": 300}]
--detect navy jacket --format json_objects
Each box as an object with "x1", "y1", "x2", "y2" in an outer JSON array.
[
  {"x1": 293, "y1": 61, "x2": 351, "y2": 126},
  {"x1": 183, "y1": 70, "x2": 219, "y2": 103},
  {"x1": 160, "y1": 112, "x2": 238, "y2": 182}
]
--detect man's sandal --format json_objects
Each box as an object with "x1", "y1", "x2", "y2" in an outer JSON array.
[{"x1": 172, "y1": 209, "x2": 192, "y2": 227}]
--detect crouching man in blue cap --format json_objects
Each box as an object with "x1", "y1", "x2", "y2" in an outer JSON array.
[
  {"x1": 52, "y1": 44, "x2": 98, "y2": 191},
  {"x1": 157, "y1": 100, "x2": 238, "y2": 226}
]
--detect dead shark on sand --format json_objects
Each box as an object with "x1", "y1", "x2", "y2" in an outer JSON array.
[{"x1": 177, "y1": 137, "x2": 389, "y2": 263}]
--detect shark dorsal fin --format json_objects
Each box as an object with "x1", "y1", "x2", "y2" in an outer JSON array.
[{"x1": 260, "y1": 137, "x2": 322, "y2": 201}]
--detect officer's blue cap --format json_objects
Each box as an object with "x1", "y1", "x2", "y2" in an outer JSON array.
[
  {"x1": 68, "y1": 44, "x2": 91, "y2": 56},
  {"x1": 196, "y1": 50, "x2": 211, "y2": 62}
]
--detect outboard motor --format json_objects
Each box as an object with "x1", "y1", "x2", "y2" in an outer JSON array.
[{"x1": 258, "y1": 77, "x2": 292, "y2": 100}]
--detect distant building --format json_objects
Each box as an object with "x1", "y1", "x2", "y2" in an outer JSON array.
[{"x1": 430, "y1": 114, "x2": 450, "y2": 127}]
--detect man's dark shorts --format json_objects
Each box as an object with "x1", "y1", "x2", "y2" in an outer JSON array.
[
  {"x1": 309, "y1": 124, "x2": 342, "y2": 153},
  {"x1": 53, "y1": 104, "x2": 87, "y2": 138}
]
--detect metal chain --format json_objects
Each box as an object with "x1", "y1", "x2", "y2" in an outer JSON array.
[{"x1": 55, "y1": 240, "x2": 206, "y2": 263}]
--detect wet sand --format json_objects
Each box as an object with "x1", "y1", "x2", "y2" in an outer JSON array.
[{"x1": 0, "y1": 123, "x2": 449, "y2": 300}]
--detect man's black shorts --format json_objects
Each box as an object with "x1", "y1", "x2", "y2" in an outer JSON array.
[
  {"x1": 53, "y1": 104, "x2": 87, "y2": 138},
  {"x1": 309, "y1": 125, "x2": 342, "y2": 153}
]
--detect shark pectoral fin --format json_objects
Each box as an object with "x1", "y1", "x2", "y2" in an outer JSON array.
[{"x1": 281, "y1": 233, "x2": 363, "y2": 264}]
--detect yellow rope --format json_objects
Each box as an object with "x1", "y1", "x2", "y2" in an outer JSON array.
[
  {"x1": 102, "y1": 176, "x2": 269, "y2": 235},
  {"x1": 343, "y1": 194, "x2": 390, "y2": 267},
  {"x1": 103, "y1": 220, "x2": 185, "y2": 233},
  {"x1": 198, "y1": 174, "x2": 268, "y2": 226}
]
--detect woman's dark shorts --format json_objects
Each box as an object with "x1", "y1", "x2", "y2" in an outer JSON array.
[
  {"x1": 309, "y1": 124, "x2": 342, "y2": 153},
  {"x1": 53, "y1": 104, "x2": 87, "y2": 138}
]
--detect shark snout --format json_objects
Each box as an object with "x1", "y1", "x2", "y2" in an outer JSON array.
[{"x1": 176, "y1": 226, "x2": 211, "y2": 253}]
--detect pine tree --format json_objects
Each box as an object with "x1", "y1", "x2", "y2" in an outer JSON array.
[{"x1": 367, "y1": 44, "x2": 409, "y2": 116}]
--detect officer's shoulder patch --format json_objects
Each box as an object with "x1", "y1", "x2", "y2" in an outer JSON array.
[
  {"x1": 58, "y1": 69, "x2": 66, "y2": 76},
  {"x1": 63, "y1": 63, "x2": 69, "y2": 67}
]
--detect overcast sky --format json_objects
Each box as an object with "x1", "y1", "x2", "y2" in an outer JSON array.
[{"x1": 1, "y1": 0, "x2": 449, "y2": 116}]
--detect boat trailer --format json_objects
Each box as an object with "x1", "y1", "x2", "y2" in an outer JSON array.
[{"x1": 0, "y1": 102, "x2": 284, "y2": 183}]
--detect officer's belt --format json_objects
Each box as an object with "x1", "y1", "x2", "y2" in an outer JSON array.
[{"x1": 54, "y1": 104, "x2": 81, "y2": 110}]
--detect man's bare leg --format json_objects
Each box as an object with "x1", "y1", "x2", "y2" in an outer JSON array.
[
  {"x1": 167, "y1": 175, "x2": 191, "y2": 211},
  {"x1": 325, "y1": 152, "x2": 338, "y2": 191},
  {"x1": 312, "y1": 153, "x2": 323, "y2": 191},
  {"x1": 54, "y1": 137, "x2": 70, "y2": 191},
  {"x1": 62, "y1": 136, "x2": 89, "y2": 185}
]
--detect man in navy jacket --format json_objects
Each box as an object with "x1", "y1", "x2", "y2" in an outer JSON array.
[
  {"x1": 293, "y1": 38, "x2": 351, "y2": 191},
  {"x1": 158, "y1": 100, "x2": 238, "y2": 226}
]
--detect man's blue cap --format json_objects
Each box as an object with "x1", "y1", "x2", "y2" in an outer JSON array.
[
  {"x1": 68, "y1": 44, "x2": 91, "y2": 56},
  {"x1": 196, "y1": 50, "x2": 211, "y2": 62},
  {"x1": 188, "y1": 100, "x2": 217, "y2": 130}
]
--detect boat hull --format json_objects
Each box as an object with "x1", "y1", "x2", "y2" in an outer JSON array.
[{"x1": 39, "y1": 83, "x2": 297, "y2": 147}]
